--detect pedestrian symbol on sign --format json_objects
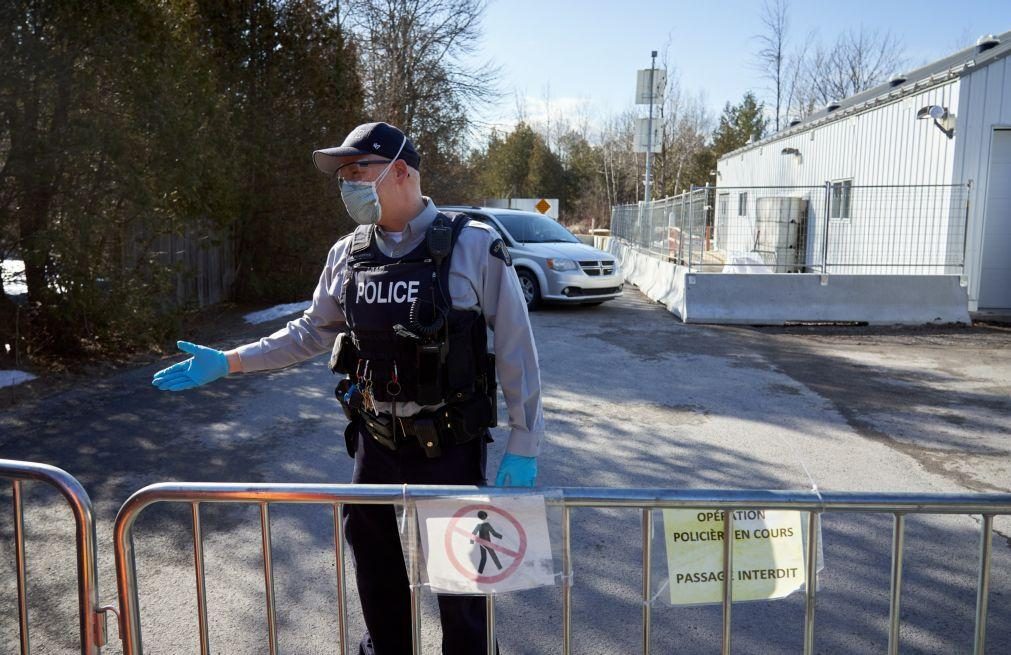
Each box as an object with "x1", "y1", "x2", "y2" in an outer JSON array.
[{"x1": 471, "y1": 510, "x2": 504, "y2": 573}]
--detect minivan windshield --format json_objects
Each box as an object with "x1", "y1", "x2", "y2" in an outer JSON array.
[{"x1": 493, "y1": 212, "x2": 580, "y2": 244}]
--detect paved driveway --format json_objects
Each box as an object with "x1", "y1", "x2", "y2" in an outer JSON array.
[{"x1": 1, "y1": 288, "x2": 1009, "y2": 653}]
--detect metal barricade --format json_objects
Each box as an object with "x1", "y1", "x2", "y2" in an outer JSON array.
[
  {"x1": 111, "y1": 483, "x2": 1011, "y2": 655},
  {"x1": 0, "y1": 458, "x2": 109, "y2": 654}
]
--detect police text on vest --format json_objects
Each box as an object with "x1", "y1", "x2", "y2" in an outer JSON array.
[{"x1": 358, "y1": 280, "x2": 419, "y2": 304}]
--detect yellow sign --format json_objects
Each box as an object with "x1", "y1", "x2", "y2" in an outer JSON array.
[
  {"x1": 662, "y1": 509, "x2": 806, "y2": 605},
  {"x1": 534, "y1": 198, "x2": 552, "y2": 214}
]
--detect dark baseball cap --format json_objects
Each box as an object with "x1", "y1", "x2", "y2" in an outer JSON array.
[{"x1": 312, "y1": 122, "x2": 421, "y2": 175}]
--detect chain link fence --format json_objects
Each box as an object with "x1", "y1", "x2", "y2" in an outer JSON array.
[{"x1": 611, "y1": 183, "x2": 970, "y2": 275}]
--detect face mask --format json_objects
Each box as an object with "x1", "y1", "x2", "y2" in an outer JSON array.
[{"x1": 340, "y1": 136, "x2": 407, "y2": 226}]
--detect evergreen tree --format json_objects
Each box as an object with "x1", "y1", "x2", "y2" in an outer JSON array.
[
  {"x1": 712, "y1": 92, "x2": 768, "y2": 159},
  {"x1": 0, "y1": 1, "x2": 365, "y2": 362},
  {"x1": 477, "y1": 123, "x2": 565, "y2": 203},
  {"x1": 0, "y1": 2, "x2": 235, "y2": 357},
  {"x1": 192, "y1": 0, "x2": 364, "y2": 301}
]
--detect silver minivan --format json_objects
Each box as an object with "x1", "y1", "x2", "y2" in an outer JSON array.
[{"x1": 444, "y1": 206, "x2": 623, "y2": 310}]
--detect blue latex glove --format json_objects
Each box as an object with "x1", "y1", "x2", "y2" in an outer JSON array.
[
  {"x1": 494, "y1": 453, "x2": 538, "y2": 487},
  {"x1": 151, "y1": 341, "x2": 229, "y2": 392}
]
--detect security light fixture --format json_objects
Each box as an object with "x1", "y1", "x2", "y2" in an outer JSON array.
[
  {"x1": 781, "y1": 147, "x2": 801, "y2": 156},
  {"x1": 976, "y1": 34, "x2": 1000, "y2": 53},
  {"x1": 917, "y1": 105, "x2": 955, "y2": 139}
]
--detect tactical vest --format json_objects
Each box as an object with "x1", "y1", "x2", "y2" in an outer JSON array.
[{"x1": 336, "y1": 212, "x2": 495, "y2": 420}]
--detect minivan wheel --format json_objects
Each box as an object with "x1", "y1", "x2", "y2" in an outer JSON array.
[{"x1": 516, "y1": 268, "x2": 541, "y2": 311}]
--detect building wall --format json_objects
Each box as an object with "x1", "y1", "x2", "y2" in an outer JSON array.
[
  {"x1": 953, "y1": 55, "x2": 1011, "y2": 310},
  {"x1": 716, "y1": 82, "x2": 966, "y2": 276},
  {"x1": 717, "y1": 81, "x2": 960, "y2": 186}
]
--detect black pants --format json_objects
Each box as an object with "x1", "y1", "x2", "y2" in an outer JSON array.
[{"x1": 343, "y1": 424, "x2": 497, "y2": 655}]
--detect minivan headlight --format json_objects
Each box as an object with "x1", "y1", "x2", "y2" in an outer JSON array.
[{"x1": 547, "y1": 258, "x2": 579, "y2": 272}]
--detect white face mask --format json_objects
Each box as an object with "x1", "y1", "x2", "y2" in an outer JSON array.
[{"x1": 339, "y1": 136, "x2": 407, "y2": 226}]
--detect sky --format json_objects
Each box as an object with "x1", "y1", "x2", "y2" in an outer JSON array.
[{"x1": 473, "y1": 0, "x2": 1010, "y2": 138}]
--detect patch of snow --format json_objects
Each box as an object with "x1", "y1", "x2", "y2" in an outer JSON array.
[
  {"x1": 2, "y1": 259, "x2": 27, "y2": 296},
  {"x1": 721, "y1": 252, "x2": 774, "y2": 274},
  {"x1": 0, "y1": 370, "x2": 36, "y2": 388},
  {"x1": 244, "y1": 301, "x2": 311, "y2": 325}
]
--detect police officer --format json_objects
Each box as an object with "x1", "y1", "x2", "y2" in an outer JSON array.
[{"x1": 152, "y1": 121, "x2": 544, "y2": 654}]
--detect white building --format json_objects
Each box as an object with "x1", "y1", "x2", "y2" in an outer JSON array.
[{"x1": 717, "y1": 31, "x2": 1011, "y2": 312}]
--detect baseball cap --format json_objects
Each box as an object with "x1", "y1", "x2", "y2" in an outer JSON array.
[{"x1": 312, "y1": 122, "x2": 421, "y2": 175}]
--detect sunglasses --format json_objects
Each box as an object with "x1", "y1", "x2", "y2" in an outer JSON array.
[{"x1": 334, "y1": 158, "x2": 393, "y2": 183}]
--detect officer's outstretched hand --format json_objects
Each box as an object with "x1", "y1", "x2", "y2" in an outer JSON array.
[
  {"x1": 151, "y1": 341, "x2": 229, "y2": 392},
  {"x1": 495, "y1": 453, "x2": 537, "y2": 487}
]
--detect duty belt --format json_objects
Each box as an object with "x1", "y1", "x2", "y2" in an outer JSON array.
[{"x1": 359, "y1": 406, "x2": 468, "y2": 458}]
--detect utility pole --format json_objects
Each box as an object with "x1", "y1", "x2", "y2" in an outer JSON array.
[{"x1": 644, "y1": 50, "x2": 657, "y2": 203}]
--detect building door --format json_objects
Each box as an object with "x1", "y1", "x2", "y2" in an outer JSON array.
[
  {"x1": 716, "y1": 193, "x2": 729, "y2": 251},
  {"x1": 979, "y1": 129, "x2": 1011, "y2": 309}
]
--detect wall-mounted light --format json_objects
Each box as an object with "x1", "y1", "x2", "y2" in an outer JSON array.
[
  {"x1": 780, "y1": 147, "x2": 802, "y2": 165},
  {"x1": 917, "y1": 105, "x2": 955, "y2": 139}
]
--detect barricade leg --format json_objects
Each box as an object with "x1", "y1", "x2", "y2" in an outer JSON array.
[
  {"x1": 190, "y1": 502, "x2": 210, "y2": 655},
  {"x1": 13, "y1": 480, "x2": 31, "y2": 655},
  {"x1": 641, "y1": 508, "x2": 652, "y2": 655},
  {"x1": 332, "y1": 503, "x2": 349, "y2": 655},
  {"x1": 973, "y1": 514, "x2": 993, "y2": 654},
  {"x1": 561, "y1": 505, "x2": 572, "y2": 655},
  {"x1": 887, "y1": 513, "x2": 905, "y2": 655},
  {"x1": 720, "y1": 511, "x2": 734, "y2": 655},
  {"x1": 259, "y1": 503, "x2": 279, "y2": 655},
  {"x1": 485, "y1": 595, "x2": 495, "y2": 655},
  {"x1": 803, "y1": 512, "x2": 820, "y2": 654}
]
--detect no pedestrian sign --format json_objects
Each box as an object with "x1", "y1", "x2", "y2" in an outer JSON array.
[
  {"x1": 416, "y1": 495, "x2": 555, "y2": 594},
  {"x1": 662, "y1": 509, "x2": 809, "y2": 605}
]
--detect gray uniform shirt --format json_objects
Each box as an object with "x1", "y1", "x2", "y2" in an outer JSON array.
[{"x1": 235, "y1": 199, "x2": 545, "y2": 457}]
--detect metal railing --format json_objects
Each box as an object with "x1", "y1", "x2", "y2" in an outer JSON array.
[
  {"x1": 0, "y1": 459, "x2": 108, "y2": 654},
  {"x1": 1, "y1": 459, "x2": 1006, "y2": 654},
  {"x1": 111, "y1": 482, "x2": 1011, "y2": 655},
  {"x1": 611, "y1": 183, "x2": 970, "y2": 274}
]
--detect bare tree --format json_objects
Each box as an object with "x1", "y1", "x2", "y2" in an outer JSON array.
[
  {"x1": 795, "y1": 28, "x2": 904, "y2": 115},
  {"x1": 754, "y1": 0, "x2": 814, "y2": 130},
  {"x1": 647, "y1": 43, "x2": 714, "y2": 195},
  {"x1": 779, "y1": 37, "x2": 810, "y2": 125},
  {"x1": 599, "y1": 110, "x2": 639, "y2": 205},
  {"x1": 347, "y1": 0, "x2": 499, "y2": 148},
  {"x1": 667, "y1": 94, "x2": 712, "y2": 194},
  {"x1": 949, "y1": 28, "x2": 976, "y2": 54},
  {"x1": 513, "y1": 90, "x2": 528, "y2": 124},
  {"x1": 754, "y1": 0, "x2": 789, "y2": 131}
]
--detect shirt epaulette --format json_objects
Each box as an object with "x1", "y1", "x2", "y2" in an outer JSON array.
[{"x1": 349, "y1": 224, "x2": 373, "y2": 257}]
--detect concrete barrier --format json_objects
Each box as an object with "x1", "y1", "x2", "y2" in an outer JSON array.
[
  {"x1": 605, "y1": 238, "x2": 971, "y2": 325},
  {"x1": 605, "y1": 237, "x2": 687, "y2": 316}
]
